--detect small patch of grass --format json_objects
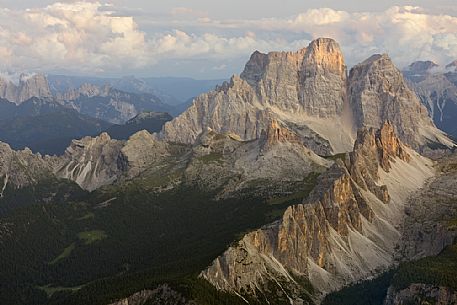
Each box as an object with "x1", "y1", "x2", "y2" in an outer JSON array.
[
  {"x1": 37, "y1": 284, "x2": 82, "y2": 298},
  {"x1": 49, "y1": 243, "x2": 76, "y2": 265},
  {"x1": 78, "y1": 230, "x2": 107, "y2": 245},
  {"x1": 322, "y1": 153, "x2": 347, "y2": 162},
  {"x1": 447, "y1": 219, "x2": 457, "y2": 230},
  {"x1": 77, "y1": 212, "x2": 95, "y2": 221},
  {"x1": 197, "y1": 152, "x2": 223, "y2": 164},
  {"x1": 426, "y1": 141, "x2": 450, "y2": 150},
  {"x1": 214, "y1": 134, "x2": 227, "y2": 141},
  {"x1": 267, "y1": 191, "x2": 307, "y2": 206},
  {"x1": 267, "y1": 172, "x2": 319, "y2": 206}
]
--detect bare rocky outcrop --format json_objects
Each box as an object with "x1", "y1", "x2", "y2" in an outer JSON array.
[
  {"x1": 0, "y1": 142, "x2": 53, "y2": 194},
  {"x1": 0, "y1": 73, "x2": 52, "y2": 104},
  {"x1": 53, "y1": 133, "x2": 124, "y2": 191},
  {"x1": 120, "y1": 130, "x2": 170, "y2": 178},
  {"x1": 183, "y1": 121, "x2": 330, "y2": 198},
  {"x1": 55, "y1": 83, "x2": 111, "y2": 101},
  {"x1": 200, "y1": 123, "x2": 434, "y2": 301},
  {"x1": 349, "y1": 54, "x2": 452, "y2": 151},
  {"x1": 239, "y1": 38, "x2": 347, "y2": 117},
  {"x1": 398, "y1": 153, "x2": 457, "y2": 261},
  {"x1": 300, "y1": 38, "x2": 347, "y2": 117}
]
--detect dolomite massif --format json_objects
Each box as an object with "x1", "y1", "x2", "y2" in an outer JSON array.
[
  {"x1": 0, "y1": 73, "x2": 52, "y2": 104},
  {"x1": 200, "y1": 122, "x2": 435, "y2": 303},
  {"x1": 0, "y1": 37, "x2": 456, "y2": 305},
  {"x1": 161, "y1": 38, "x2": 451, "y2": 155}
]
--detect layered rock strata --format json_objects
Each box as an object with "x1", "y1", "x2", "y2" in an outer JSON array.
[{"x1": 200, "y1": 122, "x2": 434, "y2": 301}]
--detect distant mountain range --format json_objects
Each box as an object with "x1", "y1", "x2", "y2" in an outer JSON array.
[
  {"x1": 0, "y1": 97, "x2": 110, "y2": 155},
  {"x1": 105, "y1": 111, "x2": 172, "y2": 140},
  {"x1": 0, "y1": 72, "x2": 223, "y2": 156},
  {"x1": 0, "y1": 97, "x2": 172, "y2": 155},
  {"x1": 403, "y1": 61, "x2": 457, "y2": 140},
  {"x1": 47, "y1": 74, "x2": 225, "y2": 106},
  {"x1": 0, "y1": 73, "x2": 224, "y2": 125}
]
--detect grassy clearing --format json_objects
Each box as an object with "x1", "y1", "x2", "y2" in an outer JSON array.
[
  {"x1": 77, "y1": 212, "x2": 95, "y2": 221},
  {"x1": 267, "y1": 191, "x2": 308, "y2": 206},
  {"x1": 77, "y1": 231, "x2": 107, "y2": 245},
  {"x1": 49, "y1": 243, "x2": 76, "y2": 265},
  {"x1": 197, "y1": 152, "x2": 223, "y2": 164},
  {"x1": 448, "y1": 219, "x2": 457, "y2": 229},
  {"x1": 38, "y1": 285, "x2": 81, "y2": 298},
  {"x1": 322, "y1": 153, "x2": 347, "y2": 162}
]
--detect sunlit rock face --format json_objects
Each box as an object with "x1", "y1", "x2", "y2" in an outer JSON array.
[
  {"x1": 349, "y1": 54, "x2": 452, "y2": 151},
  {"x1": 201, "y1": 122, "x2": 434, "y2": 301},
  {"x1": 160, "y1": 38, "x2": 354, "y2": 156},
  {"x1": 161, "y1": 37, "x2": 452, "y2": 158}
]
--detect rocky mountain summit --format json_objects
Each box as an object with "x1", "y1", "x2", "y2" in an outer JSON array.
[
  {"x1": 200, "y1": 122, "x2": 434, "y2": 303},
  {"x1": 403, "y1": 60, "x2": 457, "y2": 140},
  {"x1": 161, "y1": 38, "x2": 451, "y2": 156},
  {"x1": 0, "y1": 73, "x2": 52, "y2": 104},
  {"x1": 348, "y1": 54, "x2": 449, "y2": 151},
  {"x1": 0, "y1": 142, "x2": 52, "y2": 193},
  {"x1": 160, "y1": 38, "x2": 354, "y2": 155}
]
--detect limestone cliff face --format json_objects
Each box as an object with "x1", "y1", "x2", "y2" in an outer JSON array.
[
  {"x1": 239, "y1": 38, "x2": 347, "y2": 117},
  {"x1": 161, "y1": 38, "x2": 354, "y2": 155},
  {"x1": 200, "y1": 123, "x2": 434, "y2": 300},
  {"x1": 119, "y1": 130, "x2": 170, "y2": 178},
  {"x1": 0, "y1": 74, "x2": 52, "y2": 104},
  {"x1": 384, "y1": 284, "x2": 457, "y2": 305},
  {"x1": 53, "y1": 133, "x2": 124, "y2": 191},
  {"x1": 161, "y1": 38, "x2": 452, "y2": 156},
  {"x1": 0, "y1": 142, "x2": 52, "y2": 195},
  {"x1": 349, "y1": 54, "x2": 451, "y2": 150},
  {"x1": 300, "y1": 38, "x2": 347, "y2": 117}
]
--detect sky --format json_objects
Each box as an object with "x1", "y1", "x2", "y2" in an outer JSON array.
[{"x1": 0, "y1": 0, "x2": 456, "y2": 79}]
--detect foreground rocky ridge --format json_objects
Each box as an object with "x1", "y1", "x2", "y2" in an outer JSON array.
[
  {"x1": 0, "y1": 143, "x2": 53, "y2": 195},
  {"x1": 200, "y1": 122, "x2": 434, "y2": 303},
  {"x1": 0, "y1": 116, "x2": 330, "y2": 196}
]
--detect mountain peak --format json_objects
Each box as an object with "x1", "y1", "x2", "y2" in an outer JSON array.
[
  {"x1": 304, "y1": 37, "x2": 345, "y2": 73},
  {"x1": 446, "y1": 60, "x2": 457, "y2": 72},
  {"x1": 358, "y1": 53, "x2": 393, "y2": 67},
  {"x1": 0, "y1": 72, "x2": 52, "y2": 104},
  {"x1": 408, "y1": 60, "x2": 439, "y2": 73},
  {"x1": 348, "y1": 52, "x2": 451, "y2": 151}
]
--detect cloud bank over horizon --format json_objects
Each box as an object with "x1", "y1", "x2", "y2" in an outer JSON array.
[{"x1": 0, "y1": 2, "x2": 456, "y2": 78}]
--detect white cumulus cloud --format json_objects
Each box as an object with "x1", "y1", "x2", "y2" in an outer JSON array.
[{"x1": 0, "y1": 2, "x2": 456, "y2": 77}]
